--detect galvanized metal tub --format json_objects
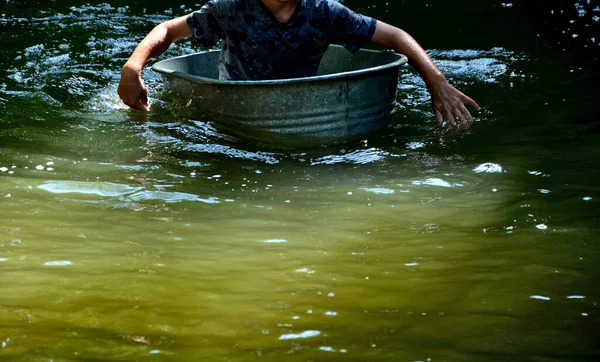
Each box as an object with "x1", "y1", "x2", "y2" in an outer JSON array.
[{"x1": 152, "y1": 45, "x2": 407, "y2": 139}]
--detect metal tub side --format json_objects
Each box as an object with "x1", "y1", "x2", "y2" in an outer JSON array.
[{"x1": 153, "y1": 45, "x2": 407, "y2": 138}]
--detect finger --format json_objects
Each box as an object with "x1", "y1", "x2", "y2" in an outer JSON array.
[
  {"x1": 443, "y1": 107, "x2": 456, "y2": 126},
  {"x1": 122, "y1": 98, "x2": 135, "y2": 108},
  {"x1": 451, "y1": 106, "x2": 462, "y2": 121},
  {"x1": 119, "y1": 91, "x2": 148, "y2": 111},
  {"x1": 140, "y1": 87, "x2": 150, "y2": 111},
  {"x1": 434, "y1": 109, "x2": 444, "y2": 126},
  {"x1": 118, "y1": 90, "x2": 130, "y2": 106},
  {"x1": 130, "y1": 100, "x2": 148, "y2": 111},
  {"x1": 459, "y1": 104, "x2": 473, "y2": 123},
  {"x1": 455, "y1": 111, "x2": 471, "y2": 130},
  {"x1": 127, "y1": 94, "x2": 149, "y2": 111},
  {"x1": 461, "y1": 94, "x2": 481, "y2": 111},
  {"x1": 453, "y1": 110, "x2": 467, "y2": 127}
]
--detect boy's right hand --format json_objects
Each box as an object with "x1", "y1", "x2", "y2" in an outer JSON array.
[{"x1": 118, "y1": 64, "x2": 150, "y2": 111}]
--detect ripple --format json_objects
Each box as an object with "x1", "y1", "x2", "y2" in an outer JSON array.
[
  {"x1": 44, "y1": 261, "x2": 73, "y2": 266},
  {"x1": 181, "y1": 142, "x2": 280, "y2": 164},
  {"x1": 261, "y1": 239, "x2": 287, "y2": 243},
  {"x1": 319, "y1": 346, "x2": 347, "y2": 353},
  {"x1": 319, "y1": 346, "x2": 348, "y2": 353},
  {"x1": 530, "y1": 295, "x2": 551, "y2": 301},
  {"x1": 397, "y1": 48, "x2": 518, "y2": 111},
  {"x1": 412, "y1": 178, "x2": 463, "y2": 188},
  {"x1": 473, "y1": 163, "x2": 504, "y2": 173},
  {"x1": 320, "y1": 346, "x2": 336, "y2": 352},
  {"x1": 360, "y1": 187, "x2": 395, "y2": 195},
  {"x1": 310, "y1": 148, "x2": 397, "y2": 165},
  {"x1": 430, "y1": 48, "x2": 513, "y2": 83},
  {"x1": 406, "y1": 141, "x2": 426, "y2": 150},
  {"x1": 279, "y1": 330, "x2": 321, "y2": 340},
  {"x1": 128, "y1": 190, "x2": 220, "y2": 204},
  {"x1": 4, "y1": 4, "x2": 193, "y2": 111},
  {"x1": 37, "y1": 181, "x2": 220, "y2": 205},
  {"x1": 38, "y1": 181, "x2": 142, "y2": 197}
]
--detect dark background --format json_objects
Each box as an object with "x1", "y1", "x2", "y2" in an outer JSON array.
[{"x1": 2, "y1": 0, "x2": 599, "y2": 58}]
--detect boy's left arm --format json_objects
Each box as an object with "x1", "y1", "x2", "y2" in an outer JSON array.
[{"x1": 370, "y1": 20, "x2": 480, "y2": 127}]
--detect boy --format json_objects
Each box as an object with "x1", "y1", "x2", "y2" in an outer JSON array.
[{"x1": 118, "y1": 0, "x2": 480, "y2": 127}]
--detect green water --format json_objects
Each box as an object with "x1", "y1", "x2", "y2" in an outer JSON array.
[{"x1": 1, "y1": 1, "x2": 599, "y2": 361}]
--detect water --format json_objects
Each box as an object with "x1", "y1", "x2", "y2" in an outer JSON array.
[{"x1": 1, "y1": 1, "x2": 599, "y2": 360}]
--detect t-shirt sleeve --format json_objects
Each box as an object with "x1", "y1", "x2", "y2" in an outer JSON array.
[
  {"x1": 326, "y1": 1, "x2": 377, "y2": 53},
  {"x1": 187, "y1": 0, "x2": 225, "y2": 46}
]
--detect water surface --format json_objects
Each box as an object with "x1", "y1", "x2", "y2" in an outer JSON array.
[{"x1": 1, "y1": 1, "x2": 599, "y2": 361}]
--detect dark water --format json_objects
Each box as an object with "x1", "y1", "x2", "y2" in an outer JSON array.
[{"x1": 1, "y1": 1, "x2": 599, "y2": 361}]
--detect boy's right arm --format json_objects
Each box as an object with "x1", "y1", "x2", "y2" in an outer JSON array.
[
  {"x1": 118, "y1": 15, "x2": 192, "y2": 111},
  {"x1": 370, "y1": 21, "x2": 480, "y2": 127}
]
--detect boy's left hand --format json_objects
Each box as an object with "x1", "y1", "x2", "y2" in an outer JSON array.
[{"x1": 428, "y1": 79, "x2": 480, "y2": 127}]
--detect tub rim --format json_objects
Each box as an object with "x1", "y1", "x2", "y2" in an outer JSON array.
[{"x1": 151, "y1": 46, "x2": 408, "y2": 86}]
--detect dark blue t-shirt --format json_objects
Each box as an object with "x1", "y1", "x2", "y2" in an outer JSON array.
[{"x1": 187, "y1": 0, "x2": 377, "y2": 80}]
